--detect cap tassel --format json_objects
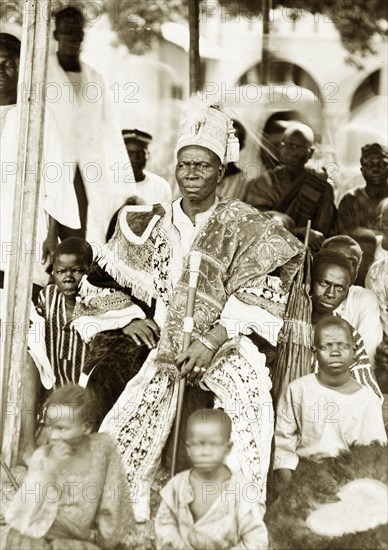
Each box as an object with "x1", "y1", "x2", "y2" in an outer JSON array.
[{"x1": 226, "y1": 133, "x2": 240, "y2": 163}]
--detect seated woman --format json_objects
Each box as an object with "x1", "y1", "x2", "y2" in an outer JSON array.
[{"x1": 3, "y1": 384, "x2": 128, "y2": 549}]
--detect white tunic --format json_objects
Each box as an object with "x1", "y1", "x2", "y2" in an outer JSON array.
[
  {"x1": 334, "y1": 285, "x2": 383, "y2": 368},
  {"x1": 47, "y1": 55, "x2": 136, "y2": 246},
  {"x1": 134, "y1": 170, "x2": 172, "y2": 205},
  {"x1": 0, "y1": 104, "x2": 80, "y2": 287},
  {"x1": 274, "y1": 373, "x2": 387, "y2": 471}
]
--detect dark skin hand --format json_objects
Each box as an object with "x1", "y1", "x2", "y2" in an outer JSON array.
[
  {"x1": 176, "y1": 324, "x2": 228, "y2": 384},
  {"x1": 124, "y1": 319, "x2": 229, "y2": 384},
  {"x1": 122, "y1": 318, "x2": 160, "y2": 349},
  {"x1": 42, "y1": 217, "x2": 59, "y2": 264}
]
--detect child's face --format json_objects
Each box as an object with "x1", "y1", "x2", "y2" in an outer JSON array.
[
  {"x1": 45, "y1": 404, "x2": 91, "y2": 448},
  {"x1": 52, "y1": 254, "x2": 88, "y2": 299},
  {"x1": 315, "y1": 325, "x2": 354, "y2": 376},
  {"x1": 186, "y1": 420, "x2": 232, "y2": 473}
]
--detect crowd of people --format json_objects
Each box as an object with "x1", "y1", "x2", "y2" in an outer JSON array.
[{"x1": 1, "y1": 5, "x2": 388, "y2": 550}]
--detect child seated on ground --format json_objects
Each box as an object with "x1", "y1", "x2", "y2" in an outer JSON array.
[
  {"x1": 155, "y1": 409, "x2": 268, "y2": 550},
  {"x1": 4, "y1": 384, "x2": 128, "y2": 549},
  {"x1": 274, "y1": 316, "x2": 387, "y2": 494},
  {"x1": 37, "y1": 236, "x2": 94, "y2": 385}
]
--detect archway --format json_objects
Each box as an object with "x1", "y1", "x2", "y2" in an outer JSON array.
[
  {"x1": 350, "y1": 70, "x2": 381, "y2": 112},
  {"x1": 238, "y1": 59, "x2": 323, "y2": 103}
]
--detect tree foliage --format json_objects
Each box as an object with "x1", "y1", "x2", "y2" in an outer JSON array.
[
  {"x1": 1, "y1": 0, "x2": 386, "y2": 57},
  {"x1": 104, "y1": 1, "x2": 188, "y2": 54},
  {"x1": 217, "y1": 0, "x2": 387, "y2": 57}
]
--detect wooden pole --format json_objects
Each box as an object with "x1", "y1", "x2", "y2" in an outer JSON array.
[
  {"x1": 260, "y1": 0, "x2": 272, "y2": 84},
  {"x1": 188, "y1": 0, "x2": 201, "y2": 93},
  {"x1": 1, "y1": 0, "x2": 52, "y2": 466},
  {"x1": 170, "y1": 252, "x2": 202, "y2": 477}
]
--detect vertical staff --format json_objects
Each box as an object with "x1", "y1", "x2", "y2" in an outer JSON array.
[
  {"x1": 188, "y1": 0, "x2": 201, "y2": 93},
  {"x1": 1, "y1": 0, "x2": 52, "y2": 466},
  {"x1": 171, "y1": 251, "x2": 202, "y2": 477}
]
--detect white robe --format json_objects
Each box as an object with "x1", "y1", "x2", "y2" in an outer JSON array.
[
  {"x1": 47, "y1": 55, "x2": 136, "y2": 246},
  {"x1": 134, "y1": 170, "x2": 172, "y2": 205},
  {"x1": 0, "y1": 104, "x2": 80, "y2": 287},
  {"x1": 334, "y1": 285, "x2": 383, "y2": 368},
  {"x1": 1, "y1": 104, "x2": 79, "y2": 388}
]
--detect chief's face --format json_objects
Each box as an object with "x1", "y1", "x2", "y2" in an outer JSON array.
[
  {"x1": 0, "y1": 45, "x2": 19, "y2": 98},
  {"x1": 54, "y1": 21, "x2": 84, "y2": 56},
  {"x1": 361, "y1": 154, "x2": 388, "y2": 187},
  {"x1": 312, "y1": 264, "x2": 351, "y2": 315},
  {"x1": 176, "y1": 146, "x2": 224, "y2": 207}
]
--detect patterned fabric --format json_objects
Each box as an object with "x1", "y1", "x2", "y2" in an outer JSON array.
[
  {"x1": 365, "y1": 257, "x2": 388, "y2": 336},
  {"x1": 101, "y1": 337, "x2": 273, "y2": 516},
  {"x1": 245, "y1": 166, "x2": 336, "y2": 236},
  {"x1": 96, "y1": 199, "x2": 304, "y2": 381},
  {"x1": 92, "y1": 198, "x2": 303, "y2": 520},
  {"x1": 37, "y1": 285, "x2": 87, "y2": 385},
  {"x1": 4, "y1": 433, "x2": 128, "y2": 549},
  {"x1": 337, "y1": 186, "x2": 388, "y2": 232}
]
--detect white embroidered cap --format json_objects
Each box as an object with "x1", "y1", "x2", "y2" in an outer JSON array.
[{"x1": 175, "y1": 94, "x2": 239, "y2": 164}]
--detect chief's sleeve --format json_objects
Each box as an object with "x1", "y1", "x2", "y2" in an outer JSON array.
[
  {"x1": 72, "y1": 272, "x2": 146, "y2": 344},
  {"x1": 274, "y1": 384, "x2": 300, "y2": 471},
  {"x1": 218, "y1": 294, "x2": 283, "y2": 345}
]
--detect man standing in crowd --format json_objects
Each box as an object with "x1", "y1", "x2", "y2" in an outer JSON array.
[
  {"x1": 321, "y1": 235, "x2": 382, "y2": 367},
  {"x1": 245, "y1": 122, "x2": 336, "y2": 251},
  {"x1": 47, "y1": 6, "x2": 135, "y2": 245},
  {"x1": 74, "y1": 98, "x2": 304, "y2": 522},
  {"x1": 0, "y1": 29, "x2": 80, "y2": 299},
  {"x1": 337, "y1": 143, "x2": 388, "y2": 233},
  {"x1": 122, "y1": 129, "x2": 172, "y2": 204}
]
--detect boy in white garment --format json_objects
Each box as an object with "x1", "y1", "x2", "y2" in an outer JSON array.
[{"x1": 274, "y1": 316, "x2": 386, "y2": 493}]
